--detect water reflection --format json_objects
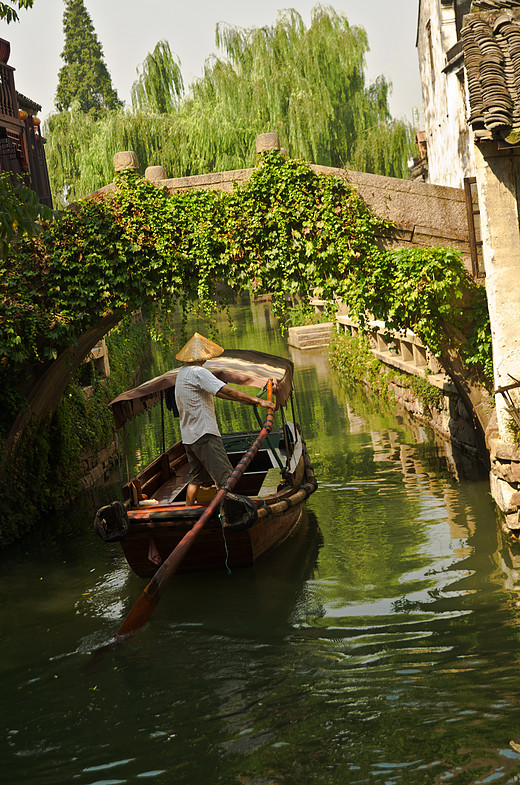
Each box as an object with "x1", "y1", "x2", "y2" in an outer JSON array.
[{"x1": 4, "y1": 298, "x2": 520, "y2": 785}]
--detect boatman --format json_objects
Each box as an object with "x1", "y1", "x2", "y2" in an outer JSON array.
[{"x1": 174, "y1": 332, "x2": 276, "y2": 507}]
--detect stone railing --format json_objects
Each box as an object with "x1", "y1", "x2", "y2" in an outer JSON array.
[{"x1": 336, "y1": 313, "x2": 454, "y2": 392}]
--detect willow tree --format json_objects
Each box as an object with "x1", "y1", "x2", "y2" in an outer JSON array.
[
  {"x1": 131, "y1": 40, "x2": 184, "y2": 114},
  {"x1": 45, "y1": 5, "x2": 415, "y2": 203},
  {"x1": 44, "y1": 108, "x2": 179, "y2": 204},
  {"x1": 174, "y1": 6, "x2": 414, "y2": 177}
]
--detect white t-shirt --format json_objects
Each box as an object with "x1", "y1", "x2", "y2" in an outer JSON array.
[{"x1": 174, "y1": 364, "x2": 226, "y2": 444}]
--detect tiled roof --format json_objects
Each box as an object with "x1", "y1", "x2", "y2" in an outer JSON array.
[
  {"x1": 469, "y1": 1, "x2": 520, "y2": 8},
  {"x1": 462, "y1": 4, "x2": 520, "y2": 140},
  {"x1": 16, "y1": 91, "x2": 41, "y2": 113}
]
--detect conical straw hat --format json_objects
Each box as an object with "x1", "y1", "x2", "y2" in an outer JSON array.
[{"x1": 175, "y1": 332, "x2": 224, "y2": 362}]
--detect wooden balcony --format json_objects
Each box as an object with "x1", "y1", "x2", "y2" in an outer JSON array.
[
  {"x1": 0, "y1": 61, "x2": 22, "y2": 130},
  {"x1": 0, "y1": 40, "x2": 52, "y2": 207}
]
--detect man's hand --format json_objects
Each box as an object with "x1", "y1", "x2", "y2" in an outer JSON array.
[{"x1": 258, "y1": 398, "x2": 276, "y2": 411}]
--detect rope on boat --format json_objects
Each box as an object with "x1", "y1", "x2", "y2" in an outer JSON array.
[
  {"x1": 253, "y1": 397, "x2": 285, "y2": 471},
  {"x1": 218, "y1": 512, "x2": 232, "y2": 575}
]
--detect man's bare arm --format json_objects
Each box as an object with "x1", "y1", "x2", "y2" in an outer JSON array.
[{"x1": 216, "y1": 384, "x2": 276, "y2": 410}]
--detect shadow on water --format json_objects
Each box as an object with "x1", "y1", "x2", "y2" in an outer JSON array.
[
  {"x1": 142, "y1": 509, "x2": 324, "y2": 640},
  {"x1": 84, "y1": 509, "x2": 324, "y2": 663}
]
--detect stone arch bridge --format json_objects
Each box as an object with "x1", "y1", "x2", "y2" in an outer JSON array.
[{"x1": 8, "y1": 138, "x2": 479, "y2": 454}]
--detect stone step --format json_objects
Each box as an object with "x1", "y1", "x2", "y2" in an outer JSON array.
[{"x1": 287, "y1": 322, "x2": 333, "y2": 349}]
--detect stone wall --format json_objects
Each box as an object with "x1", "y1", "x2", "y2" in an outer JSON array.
[
  {"x1": 313, "y1": 164, "x2": 473, "y2": 268},
  {"x1": 79, "y1": 443, "x2": 116, "y2": 491},
  {"x1": 335, "y1": 313, "x2": 482, "y2": 459}
]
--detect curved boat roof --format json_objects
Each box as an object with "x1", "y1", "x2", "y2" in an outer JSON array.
[{"x1": 109, "y1": 349, "x2": 294, "y2": 429}]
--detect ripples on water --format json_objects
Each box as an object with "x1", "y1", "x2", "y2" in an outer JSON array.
[{"x1": 4, "y1": 304, "x2": 520, "y2": 784}]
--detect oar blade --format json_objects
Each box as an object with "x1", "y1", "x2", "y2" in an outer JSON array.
[{"x1": 116, "y1": 586, "x2": 158, "y2": 638}]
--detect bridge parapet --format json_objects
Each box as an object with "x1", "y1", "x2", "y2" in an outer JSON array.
[
  {"x1": 103, "y1": 141, "x2": 475, "y2": 274},
  {"x1": 120, "y1": 151, "x2": 474, "y2": 275},
  {"x1": 311, "y1": 165, "x2": 472, "y2": 270}
]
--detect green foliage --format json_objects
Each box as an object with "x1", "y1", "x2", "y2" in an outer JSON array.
[
  {"x1": 329, "y1": 330, "x2": 443, "y2": 411},
  {"x1": 284, "y1": 300, "x2": 335, "y2": 328},
  {"x1": 409, "y1": 374, "x2": 444, "y2": 410},
  {"x1": 44, "y1": 5, "x2": 415, "y2": 204},
  {"x1": 337, "y1": 244, "x2": 493, "y2": 381},
  {"x1": 223, "y1": 152, "x2": 391, "y2": 317},
  {"x1": 0, "y1": 316, "x2": 149, "y2": 545},
  {"x1": 0, "y1": 153, "x2": 493, "y2": 544},
  {"x1": 131, "y1": 40, "x2": 184, "y2": 114},
  {"x1": 183, "y1": 6, "x2": 415, "y2": 177},
  {"x1": 339, "y1": 246, "x2": 464, "y2": 352},
  {"x1": 0, "y1": 0, "x2": 33, "y2": 23},
  {"x1": 1, "y1": 152, "x2": 492, "y2": 387},
  {"x1": 44, "y1": 108, "x2": 178, "y2": 206},
  {"x1": 462, "y1": 287, "x2": 493, "y2": 382},
  {"x1": 329, "y1": 329, "x2": 392, "y2": 399},
  {"x1": 0, "y1": 172, "x2": 56, "y2": 254},
  {"x1": 55, "y1": 0, "x2": 121, "y2": 113}
]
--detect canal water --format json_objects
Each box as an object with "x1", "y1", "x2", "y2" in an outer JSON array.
[{"x1": 3, "y1": 299, "x2": 520, "y2": 785}]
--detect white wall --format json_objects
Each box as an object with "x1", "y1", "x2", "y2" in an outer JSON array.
[{"x1": 417, "y1": 0, "x2": 475, "y2": 187}]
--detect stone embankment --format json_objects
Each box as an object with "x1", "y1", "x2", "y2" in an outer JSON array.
[
  {"x1": 302, "y1": 311, "x2": 520, "y2": 535},
  {"x1": 333, "y1": 312, "x2": 482, "y2": 460}
]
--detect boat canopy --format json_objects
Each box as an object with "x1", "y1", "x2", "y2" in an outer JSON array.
[{"x1": 109, "y1": 349, "x2": 294, "y2": 430}]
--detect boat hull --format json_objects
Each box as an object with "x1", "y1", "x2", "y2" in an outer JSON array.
[{"x1": 121, "y1": 501, "x2": 305, "y2": 578}]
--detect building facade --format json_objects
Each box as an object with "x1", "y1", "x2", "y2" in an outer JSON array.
[
  {"x1": 0, "y1": 38, "x2": 52, "y2": 207},
  {"x1": 416, "y1": 0, "x2": 475, "y2": 187}
]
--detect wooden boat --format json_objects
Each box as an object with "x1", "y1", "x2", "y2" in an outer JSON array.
[{"x1": 94, "y1": 349, "x2": 317, "y2": 578}]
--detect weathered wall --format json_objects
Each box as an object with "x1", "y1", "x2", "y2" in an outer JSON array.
[
  {"x1": 3, "y1": 312, "x2": 123, "y2": 460},
  {"x1": 417, "y1": 0, "x2": 475, "y2": 187},
  {"x1": 474, "y1": 141, "x2": 520, "y2": 443}
]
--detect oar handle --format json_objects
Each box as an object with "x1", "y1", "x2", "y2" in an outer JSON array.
[{"x1": 113, "y1": 379, "x2": 275, "y2": 641}]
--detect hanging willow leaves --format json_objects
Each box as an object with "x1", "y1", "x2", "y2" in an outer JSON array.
[
  {"x1": 188, "y1": 6, "x2": 413, "y2": 174},
  {"x1": 0, "y1": 0, "x2": 34, "y2": 23},
  {"x1": 44, "y1": 5, "x2": 415, "y2": 204},
  {"x1": 131, "y1": 40, "x2": 184, "y2": 114}
]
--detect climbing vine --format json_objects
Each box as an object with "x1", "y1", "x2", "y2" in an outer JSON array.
[
  {"x1": 0, "y1": 172, "x2": 56, "y2": 255},
  {"x1": 0, "y1": 315, "x2": 151, "y2": 545},
  {"x1": 1, "y1": 150, "x2": 492, "y2": 436}
]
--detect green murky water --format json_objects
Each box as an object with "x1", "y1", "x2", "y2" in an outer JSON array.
[{"x1": 3, "y1": 300, "x2": 520, "y2": 785}]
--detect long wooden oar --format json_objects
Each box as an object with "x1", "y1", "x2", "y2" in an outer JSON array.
[{"x1": 109, "y1": 380, "x2": 275, "y2": 644}]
